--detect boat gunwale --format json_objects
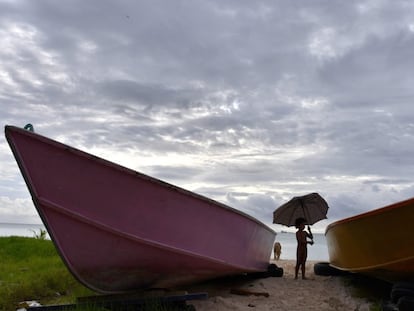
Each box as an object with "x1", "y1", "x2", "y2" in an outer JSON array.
[
  {"x1": 5, "y1": 125, "x2": 275, "y2": 235},
  {"x1": 325, "y1": 196, "x2": 414, "y2": 235}
]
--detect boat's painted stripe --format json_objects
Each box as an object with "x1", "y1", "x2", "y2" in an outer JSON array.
[{"x1": 329, "y1": 254, "x2": 414, "y2": 272}]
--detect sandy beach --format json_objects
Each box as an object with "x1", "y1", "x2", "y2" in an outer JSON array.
[{"x1": 190, "y1": 260, "x2": 372, "y2": 311}]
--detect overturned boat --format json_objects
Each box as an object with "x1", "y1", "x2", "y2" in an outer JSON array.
[{"x1": 5, "y1": 125, "x2": 275, "y2": 293}]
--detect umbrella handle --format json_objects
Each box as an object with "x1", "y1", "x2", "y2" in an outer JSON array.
[{"x1": 301, "y1": 199, "x2": 312, "y2": 227}]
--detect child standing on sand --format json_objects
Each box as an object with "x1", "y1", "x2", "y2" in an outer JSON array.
[{"x1": 295, "y1": 217, "x2": 314, "y2": 279}]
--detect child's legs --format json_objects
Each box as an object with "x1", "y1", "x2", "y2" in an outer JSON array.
[
  {"x1": 296, "y1": 248, "x2": 307, "y2": 277},
  {"x1": 296, "y1": 248, "x2": 306, "y2": 277},
  {"x1": 300, "y1": 249, "x2": 308, "y2": 278},
  {"x1": 295, "y1": 262, "x2": 300, "y2": 274}
]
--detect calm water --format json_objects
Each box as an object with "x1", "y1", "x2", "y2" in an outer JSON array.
[
  {"x1": 0, "y1": 223, "x2": 328, "y2": 261},
  {"x1": 274, "y1": 231, "x2": 329, "y2": 261},
  {"x1": 0, "y1": 223, "x2": 49, "y2": 238}
]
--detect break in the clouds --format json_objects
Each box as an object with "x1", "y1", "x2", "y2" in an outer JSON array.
[{"x1": 1, "y1": 0, "x2": 414, "y2": 232}]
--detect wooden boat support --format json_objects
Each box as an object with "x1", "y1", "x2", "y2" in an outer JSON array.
[{"x1": 27, "y1": 292, "x2": 208, "y2": 310}]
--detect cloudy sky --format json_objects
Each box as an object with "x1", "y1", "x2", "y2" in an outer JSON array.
[{"x1": 1, "y1": 0, "x2": 414, "y2": 233}]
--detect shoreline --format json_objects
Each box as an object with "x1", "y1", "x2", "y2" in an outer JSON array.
[{"x1": 190, "y1": 260, "x2": 373, "y2": 311}]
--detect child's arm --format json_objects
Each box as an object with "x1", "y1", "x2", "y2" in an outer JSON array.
[
  {"x1": 307, "y1": 225, "x2": 313, "y2": 240},
  {"x1": 306, "y1": 226, "x2": 314, "y2": 245}
]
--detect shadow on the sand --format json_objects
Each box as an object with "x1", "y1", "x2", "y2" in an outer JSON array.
[
  {"x1": 343, "y1": 273, "x2": 393, "y2": 304},
  {"x1": 177, "y1": 265, "x2": 284, "y2": 297}
]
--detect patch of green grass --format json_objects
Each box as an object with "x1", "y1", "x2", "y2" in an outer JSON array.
[
  {"x1": 0, "y1": 236, "x2": 195, "y2": 311},
  {"x1": 0, "y1": 236, "x2": 95, "y2": 311}
]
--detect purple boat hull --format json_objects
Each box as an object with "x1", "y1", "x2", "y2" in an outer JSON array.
[{"x1": 5, "y1": 125, "x2": 275, "y2": 293}]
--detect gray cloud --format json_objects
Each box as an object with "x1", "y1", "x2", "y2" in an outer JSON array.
[{"x1": 1, "y1": 1, "x2": 414, "y2": 233}]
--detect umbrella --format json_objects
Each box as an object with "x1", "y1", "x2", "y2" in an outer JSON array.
[{"x1": 273, "y1": 192, "x2": 329, "y2": 227}]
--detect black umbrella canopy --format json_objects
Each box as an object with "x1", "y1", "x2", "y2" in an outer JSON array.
[{"x1": 273, "y1": 193, "x2": 329, "y2": 227}]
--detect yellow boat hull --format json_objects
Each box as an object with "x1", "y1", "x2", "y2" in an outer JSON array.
[{"x1": 325, "y1": 197, "x2": 414, "y2": 282}]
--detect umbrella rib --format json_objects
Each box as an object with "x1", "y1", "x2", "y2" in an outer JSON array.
[{"x1": 273, "y1": 193, "x2": 329, "y2": 227}]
